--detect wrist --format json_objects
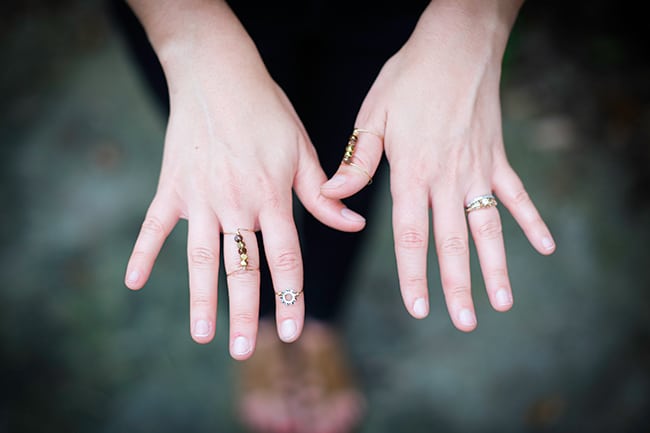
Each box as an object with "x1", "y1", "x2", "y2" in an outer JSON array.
[
  {"x1": 409, "y1": 0, "x2": 523, "y2": 60},
  {"x1": 128, "y1": 0, "x2": 265, "y2": 87}
]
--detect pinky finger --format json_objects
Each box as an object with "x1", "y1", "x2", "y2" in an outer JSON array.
[
  {"x1": 494, "y1": 167, "x2": 556, "y2": 255},
  {"x1": 125, "y1": 194, "x2": 180, "y2": 290}
]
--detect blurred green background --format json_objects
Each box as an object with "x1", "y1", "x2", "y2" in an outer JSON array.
[{"x1": 1, "y1": 1, "x2": 649, "y2": 432}]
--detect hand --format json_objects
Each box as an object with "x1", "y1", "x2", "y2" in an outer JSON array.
[
  {"x1": 321, "y1": 0, "x2": 555, "y2": 331},
  {"x1": 124, "y1": 0, "x2": 365, "y2": 358}
]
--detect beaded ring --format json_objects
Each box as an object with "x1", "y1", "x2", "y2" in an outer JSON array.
[{"x1": 224, "y1": 228, "x2": 256, "y2": 276}]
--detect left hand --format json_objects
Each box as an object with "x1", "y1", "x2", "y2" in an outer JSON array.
[{"x1": 320, "y1": 0, "x2": 555, "y2": 331}]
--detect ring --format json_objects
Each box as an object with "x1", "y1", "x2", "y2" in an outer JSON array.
[
  {"x1": 342, "y1": 127, "x2": 383, "y2": 164},
  {"x1": 465, "y1": 194, "x2": 498, "y2": 214},
  {"x1": 224, "y1": 228, "x2": 256, "y2": 275},
  {"x1": 276, "y1": 288, "x2": 303, "y2": 306},
  {"x1": 341, "y1": 127, "x2": 382, "y2": 185},
  {"x1": 346, "y1": 162, "x2": 373, "y2": 185}
]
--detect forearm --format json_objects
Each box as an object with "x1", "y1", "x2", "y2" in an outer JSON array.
[
  {"x1": 125, "y1": 0, "x2": 266, "y2": 88},
  {"x1": 407, "y1": 0, "x2": 524, "y2": 62}
]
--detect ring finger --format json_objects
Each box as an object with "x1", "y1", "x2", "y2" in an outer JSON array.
[
  {"x1": 465, "y1": 190, "x2": 513, "y2": 312},
  {"x1": 432, "y1": 190, "x2": 476, "y2": 332},
  {"x1": 259, "y1": 209, "x2": 305, "y2": 343}
]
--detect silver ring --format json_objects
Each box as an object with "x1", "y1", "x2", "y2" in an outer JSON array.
[
  {"x1": 465, "y1": 194, "x2": 497, "y2": 214},
  {"x1": 276, "y1": 288, "x2": 303, "y2": 306}
]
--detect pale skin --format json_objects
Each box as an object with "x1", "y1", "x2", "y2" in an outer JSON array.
[
  {"x1": 322, "y1": 0, "x2": 555, "y2": 331},
  {"x1": 123, "y1": 0, "x2": 367, "y2": 360},
  {"x1": 124, "y1": 0, "x2": 555, "y2": 363}
]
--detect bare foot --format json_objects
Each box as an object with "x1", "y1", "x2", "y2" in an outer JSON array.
[
  {"x1": 236, "y1": 320, "x2": 295, "y2": 433},
  {"x1": 290, "y1": 321, "x2": 366, "y2": 433},
  {"x1": 236, "y1": 320, "x2": 365, "y2": 433}
]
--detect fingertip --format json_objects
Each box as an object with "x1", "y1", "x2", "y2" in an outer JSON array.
[
  {"x1": 412, "y1": 297, "x2": 429, "y2": 319},
  {"x1": 340, "y1": 208, "x2": 366, "y2": 226},
  {"x1": 454, "y1": 308, "x2": 478, "y2": 332},
  {"x1": 278, "y1": 318, "x2": 301, "y2": 343},
  {"x1": 539, "y1": 236, "x2": 556, "y2": 255},
  {"x1": 191, "y1": 319, "x2": 215, "y2": 344},
  {"x1": 230, "y1": 335, "x2": 255, "y2": 361},
  {"x1": 491, "y1": 287, "x2": 514, "y2": 312},
  {"x1": 125, "y1": 269, "x2": 143, "y2": 290}
]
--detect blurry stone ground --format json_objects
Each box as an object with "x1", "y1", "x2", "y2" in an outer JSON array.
[{"x1": 1, "y1": 1, "x2": 649, "y2": 433}]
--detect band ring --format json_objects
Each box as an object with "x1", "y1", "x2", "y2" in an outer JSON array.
[
  {"x1": 465, "y1": 194, "x2": 498, "y2": 214},
  {"x1": 275, "y1": 288, "x2": 303, "y2": 306},
  {"x1": 224, "y1": 228, "x2": 256, "y2": 274},
  {"x1": 346, "y1": 162, "x2": 373, "y2": 185}
]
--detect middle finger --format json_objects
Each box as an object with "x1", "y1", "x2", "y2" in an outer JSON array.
[
  {"x1": 223, "y1": 224, "x2": 261, "y2": 360},
  {"x1": 432, "y1": 191, "x2": 476, "y2": 332}
]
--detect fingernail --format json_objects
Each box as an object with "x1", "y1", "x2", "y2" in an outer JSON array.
[
  {"x1": 341, "y1": 208, "x2": 366, "y2": 223},
  {"x1": 413, "y1": 298, "x2": 428, "y2": 318},
  {"x1": 280, "y1": 319, "x2": 297, "y2": 341},
  {"x1": 459, "y1": 308, "x2": 476, "y2": 327},
  {"x1": 194, "y1": 319, "x2": 211, "y2": 338},
  {"x1": 232, "y1": 336, "x2": 251, "y2": 356},
  {"x1": 322, "y1": 174, "x2": 346, "y2": 189},
  {"x1": 126, "y1": 270, "x2": 140, "y2": 285},
  {"x1": 496, "y1": 288, "x2": 512, "y2": 307},
  {"x1": 542, "y1": 237, "x2": 555, "y2": 251}
]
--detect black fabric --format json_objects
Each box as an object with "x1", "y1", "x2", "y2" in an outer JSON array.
[{"x1": 109, "y1": 1, "x2": 426, "y2": 322}]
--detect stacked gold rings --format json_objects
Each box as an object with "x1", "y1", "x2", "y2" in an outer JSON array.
[
  {"x1": 465, "y1": 194, "x2": 498, "y2": 214},
  {"x1": 224, "y1": 228, "x2": 257, "y2": 276},
  {"x1": 341, "y1": 128, "x2": 383, "y2": 185}
]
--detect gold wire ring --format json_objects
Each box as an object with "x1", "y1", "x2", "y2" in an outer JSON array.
[
  {"x1": 353, "y1": 127, "x2": 383, "y2": 139},
  {"x1": 346, "y1": 162, "x2": 373, "y2": 185},
  {"x1": 226, "y1": 266, "x2": 259, "y2": 277},
  {"x1": 276, "y1": 288, "x2": 303, "y2": 306},
  {"x1": 465, "y1": 194, "x2": 498, "y2": 214}
]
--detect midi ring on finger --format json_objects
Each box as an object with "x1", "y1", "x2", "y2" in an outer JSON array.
[
  {"x1": 341, "y1": 127, "x2": 382, "y2": 185},
  {"x1": 224, "y1": 228, "x2": 257, "y2": 274},
  {"x1": 276, "y1": 288, "x2": 303, "y2": 306},
  {"x1": 465, "y1": 194, "x2": 498, "y2": 214}
]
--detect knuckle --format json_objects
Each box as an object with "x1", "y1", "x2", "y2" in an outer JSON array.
[
  {"x1": 477, "y1": 219, "x2": 502, "y2": 240},
  {"x1": 397, "y1": 230, "x2": 427, "y2": 250},
  {"x1": 191, "y1": 293, "x2": 212, "y2": 309},
  {"x1": 141, "y1": 216, "x2": 166, "y2": 236},
  {"x1": 439, "y1": 236, "x2": 468, "y2": 256},
  {"x1": 403, "y1": 274, "x2": 427, "y2": 289},
  {"x1": 485, "y1": 268, "x2": 508, "y2": 282},
  {"x1": 444, "y1": 285, "x2": 470, "y2": 299},
  {"x1": 230, "y1": 311, "x2": 257, "y2": 327},
  {"x1": 190, "y1": 247, "x2": 217, "y2": 268},
  {"x1": 227, "y1": 268, "x2": 259, "y2": 282},
  {"x1": 513, "y1": 189, "x2": 531, "y2": 206},
  {"x1": 272, "y1": 249, "x2": 301, "y2": 273}
]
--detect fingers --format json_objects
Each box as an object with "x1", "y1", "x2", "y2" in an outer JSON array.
[
  {"x1": 494, "y1": 166, "x2": 556, "y2": 255},
  {"x1": 432, "y1": 192, "x2": 477, "y2": 332},
  {"x1": 320, "y1": 127, "x2": 384, "y2": 200},
  {"x1": 259, "y1": 210, "x2": 305, "y2": 343},
  {"x1": 391, "y1": 177, "x2": 431, "y2": 319},
  {"x1": 125, "y1": 193, "x2": 179, "y2": 290},
  {"x1": 187, "y1": 209, "x2": 221, "y2": 344},
  {"x1": 223, "y1": 225, "x2": 260, "y2": 360},
  {"x1": 294, "y1": 144, "x2": 367, "y2": 233},
  {"x1": 466, "y1": 197, "x2": 513, "y2": 312}
]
